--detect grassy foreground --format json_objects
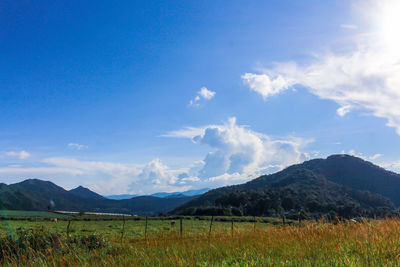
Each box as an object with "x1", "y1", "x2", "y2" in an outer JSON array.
[{"x1": 1, "y1": 217, "x2": 400, "y2": 266}]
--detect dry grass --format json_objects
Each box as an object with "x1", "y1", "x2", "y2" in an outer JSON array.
[{"x1": 2, "y1": 218, "x2": 400, "y2": 266}]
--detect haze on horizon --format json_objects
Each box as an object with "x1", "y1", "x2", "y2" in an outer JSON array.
[{"x1": 1, "y1": 0, "x2": 400, "y2": 195}]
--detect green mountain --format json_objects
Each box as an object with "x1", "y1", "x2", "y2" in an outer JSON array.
[
  {"x1": 1, "y1": 155, "x2": 399, "y2": 218},
  {"x1": 171, "y1": 155, "x2": 399, "y2": 218},
  {"x1": 0, "y1": 179, "x2": 193, "y2": 215},
  {"x1": 69, "y1": 186, "x2": 105, "y2": 200}
]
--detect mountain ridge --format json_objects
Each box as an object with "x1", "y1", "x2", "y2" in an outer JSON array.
[
  {"x1": 171, "y1": 155, "x2": 400, "y2": 217},
  {"x1": 0, "y1": 179, "x2": 193, "y2": 215},
  {"x1": 1, "y1": 155, "x2": 399, "y2": 218},
  {"x1": 69, "y1": 186, "x2": 106, "y2": 200}
]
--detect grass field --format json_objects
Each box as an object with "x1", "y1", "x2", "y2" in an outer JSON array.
[
  {"x1": 1, "y1": 212, "x2": 400, "y2": 266},
  {"x1": 0, "y1": 210, "x2": 71, "y2": 218}
]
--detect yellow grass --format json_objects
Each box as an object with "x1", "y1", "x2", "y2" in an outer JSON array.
[{"x1": 2, "y1": 218, "x2": 400, "y2": 266}]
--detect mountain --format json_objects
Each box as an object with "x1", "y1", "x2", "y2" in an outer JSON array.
[
  {"x1": 2, "y1": 155, "x2": 399, "y2": 218},
  {"x1": 151, "y1": 188, "x2": 210, "y2": 198},
  {"x1": 0, "y1": 179, "x2": 97, "y2": 211},
  {"x1": 69, "y1": 186, "x2": 105, "y2": 200},
  {"x1": 0, "y1": 179, "x2": 194, "y2": 215},
  {"x1": 171, "y1": 155, "x2": 400, "y2": 218},
  {"x1": 115, "y1": 196, "x2": 193, "y2": 215},
  {"x1": 106, "y1": 188, "x2": 210, "y2": 200},
  {"x1": 106, "y1": 194, "x2": 138, "y2": 200}
]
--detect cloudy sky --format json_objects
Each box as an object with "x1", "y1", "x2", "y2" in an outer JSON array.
[{"x1": 1, "y1": 0, "x2": 400, "y2": 195}]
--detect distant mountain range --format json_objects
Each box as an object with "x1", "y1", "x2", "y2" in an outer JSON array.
[
  {"x1": 0, "y1": 180, "x2": 194, "y2": 216},
  {"x1": 1, "y1": 155, "x2": 400, "y2": 218},
  {"x1": 171, "y1": 155, "x2": 400, "y2": 218},
  {"x1": 106, "y1": 188, "x2": 210, "y2": 200}
]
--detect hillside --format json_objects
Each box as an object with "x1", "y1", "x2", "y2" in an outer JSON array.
[
  {"x1": 69, "y1": 186, "x2": 105, "y2": 200},
  {"x1": 171, "y1": 155, "x2": 399, "y2": 218},
  {"x1": 0, "y1": 179, "x2": 193, "y2": 215}
]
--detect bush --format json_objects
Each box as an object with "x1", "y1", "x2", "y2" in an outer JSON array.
[{"x1": 79, "y1": 234, "x2": 106, "y2": 250}]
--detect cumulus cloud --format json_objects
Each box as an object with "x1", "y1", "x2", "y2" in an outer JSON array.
[
  {"x1": 0, "y1": 156, "x2": 194, "y2": 195},
  {"x1": 137, "y1": 158, "x2": 178, "y2": 186},
  {"x1": 166, "y1": 117, "x2": 310, "y2": 185},
  {"x1": 5, "y1": 150, "x2": 31, "y2": 160},
  {"x1": 189, "y1": 87, "x2": 216, "y2": 107},
  {"x1": 68, "y1": 143, "x2": 88, "y2": 150},
  {"x1": 241, "y1": 73, "x2": 290, "y2": 100},
  {"x1": 0, "y1": 118, "x2": 311, "y2": 193}
]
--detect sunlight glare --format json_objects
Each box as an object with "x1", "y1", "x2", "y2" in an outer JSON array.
[{"x1": 378, "y1": 0, "x2": 400, "y2": 56}]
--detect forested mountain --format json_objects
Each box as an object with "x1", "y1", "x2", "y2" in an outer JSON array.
[
  {"x1": 171, "y1": 155, "x2": 400, "y2": 218},
  {"x1": 0, "y1": 179, "x2": 193, "y2": 215},
  {"x1": 69, "y1": 186, "x2": 106, "y2": 200},
  {"x1": 1, "y1": 155, "x2": 399, "y2": 218}
]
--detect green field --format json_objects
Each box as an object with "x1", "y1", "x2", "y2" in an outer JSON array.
[
  {"x1": 0, "y1": 210, "x2": 71, "y2": 219},
  {"x1": 1, "y1": 212, "x2": 400, "y2": 266},
  {"x1": 1, "y1": 212, "x2": 278, "y2": 239}
]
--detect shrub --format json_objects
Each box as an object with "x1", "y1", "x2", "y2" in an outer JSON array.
[{"x1": 79, "y1": 234, "x2": 106, "y2": 250}]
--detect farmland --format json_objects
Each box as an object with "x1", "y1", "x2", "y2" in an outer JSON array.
[{"x1": 1, "y1": 212, "x2": 400, "y2": 266}]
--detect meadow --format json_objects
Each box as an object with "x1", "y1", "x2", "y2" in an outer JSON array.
[{"x1": 1, "y1": 212, "x2": 400, "y2": 266}]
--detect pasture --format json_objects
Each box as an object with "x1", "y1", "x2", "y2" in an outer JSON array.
[{"x1": 1, "y1": 212, "x2": 400, "y2": 266}]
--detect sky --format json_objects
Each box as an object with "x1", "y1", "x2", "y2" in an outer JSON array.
[{"x1": 1, "y1": 0, "x2": 400, "y2": 195}]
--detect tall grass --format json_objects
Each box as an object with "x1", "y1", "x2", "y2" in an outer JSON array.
[{"x1": 2, "y1": 218, "x2": 400, "y2": 266}]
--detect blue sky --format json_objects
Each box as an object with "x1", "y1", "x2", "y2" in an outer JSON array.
[{"x1": 1, "y1": 0, "x2": 400, "y2": 195}]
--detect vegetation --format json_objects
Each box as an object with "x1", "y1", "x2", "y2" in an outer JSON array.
[
  {"x1": 2, "y1": 155, "x2": 400, "y2": 265},
  {"x1": 1, "y1": 216, "x2": 400, "y2": 266},
  {"x1": 0, "y1": 179, "x2": 193, "y2": 215},
  {"x1": 173, "y1": 155, "x2": 399, "y2": 218},
  {"x1": 177, "y1": 169, "x2": 395, "y2": 218},
  {"x1": 2, "y1": 155, "x2": 400, "y2": 219}
]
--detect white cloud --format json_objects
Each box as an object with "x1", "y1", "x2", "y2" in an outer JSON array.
[
  {"x1": 0, "y1": 156, "x2": 196, "y2": 195},
  {"x1": 166, "y1": 117, "x2": 310, "y2": 185},
  {"x1": 0, "y1": 166, "x2": 82, "y2": 176},
  {"x1": 5, "y1": 150, "x2": 31, "y2": 160},
  {"x1": 383, "y1": 161, "x2": 400, "y2": 173},
  {"x1": 369, "y1": 153, "x2": 383, "y2": 160},
  {"x1": 68, "y1": 143, "x2": 88, "y2": 150},
  {"x1": 340, "y1": 24, "x2": 358, "y2": 30},
  {"x1": 0, "y1": 118, "x2": 311, "y2": 194},
  {"x1": 241, "y1": 0, "x2": 400, "y2": 135},
  {"x1": 337, "y1": 105, "x2": 352, "y2": 117},
  {"x1": 189, "y1": 87, "x2": 216, "y2": 107},
  {"x1": 343, "y1": 149, "x2": 383, "y2": 161},
  {"x1": 137, "y1": 158, "x2": 178, "y2": 186},
  {"x1": 161, "y1": 126, "x2": 206, "y2": 139},
  {"x1": 243, "y1": 47, "x2": 400, "y2": 135},
  {"x1": 241, "y1": 73, "x2": 290, "y2": 100},
  {"x1": 42, "y1": 157, "x2": 138, "y2": 175},
  {"x1": 199, "y1": 87, "x2": 216, "y2": 100}
]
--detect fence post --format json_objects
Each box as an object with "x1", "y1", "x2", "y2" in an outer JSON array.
[
  {"x1": 145, "y1": 216, "x2": 148, "y2": 240},
  {"x1": 66, "y1": 220, "x2": 71, "y2": 237},
  {"x1": 120, "y1": 215, "x2": 126, "y2": 243},
  {"x1": 253, "y1": 216, "x2": 256, "y2": 232},
  {"x1": 231, "y1": 219, "x2": 234, "y2": 238},
  {"x1": 180, "y1": 217, "x2": 183, "y2": 238},
  {"x1": 208, "y1": 216, "x2": 214, "y2": 238}
]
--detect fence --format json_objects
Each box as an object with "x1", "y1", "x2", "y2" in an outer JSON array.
[{"x1": 59, "y1": 215, "x2": 288, "y2": 244}]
